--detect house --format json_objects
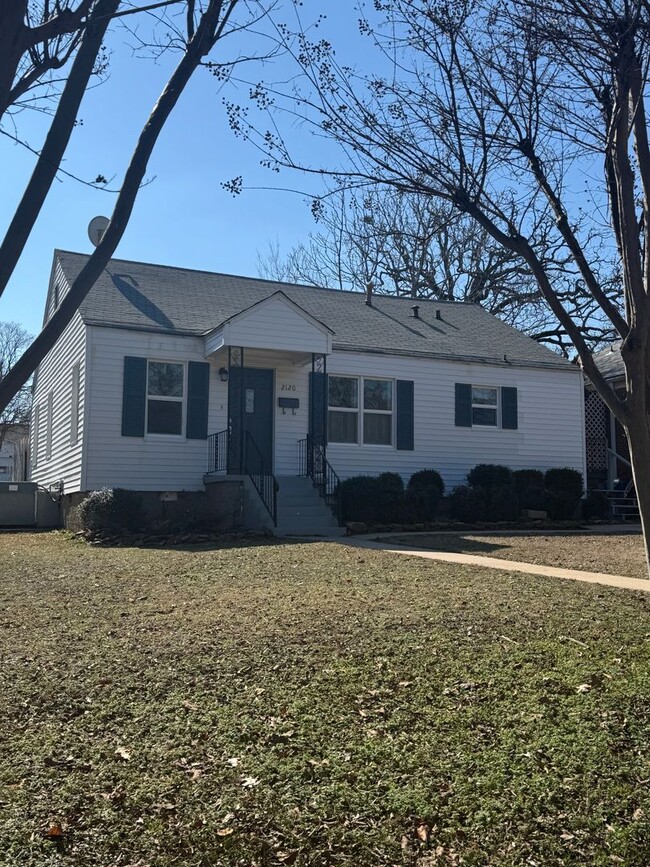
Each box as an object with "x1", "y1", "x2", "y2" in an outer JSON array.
[
  {"x1": 0, "y1": 424, "x2": 29, "y2": 482},
  {"x1": 29, "y1": 250, "x2": 586, "y2": 533},
  {"x1": 584, "y1": 342, "x2": 633, "y2": 498}
]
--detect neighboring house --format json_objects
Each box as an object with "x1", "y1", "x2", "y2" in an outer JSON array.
[
  {"x1": 584, "y1": 341, "x2": 631, "y2": 491},
  {"x1": 0, "y1": 424, "x2": 29, "y2": 482},
  {"x1": 29, "y1": 250, "x2": 586, "y2": 532}
]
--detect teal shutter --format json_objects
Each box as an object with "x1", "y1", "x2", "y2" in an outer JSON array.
[
  {"x1": 186, "y1": 362, "x2": 210, "y2": 439},
  {"x1": 396, "y1": 380, "x2": 414, "y2": 450},
  {"x1": 455, "y1": 383, "x2": 472, "y2": 427},
  {"x1": 501, "y1": 386, "x2": 518, "y2": 429},
  {"x1": 121, "y1": 356, "x2": 147, "y2": 437}
]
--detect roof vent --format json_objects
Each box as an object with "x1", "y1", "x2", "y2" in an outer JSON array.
[
  {"x1": 411, "y1": 304, "x2": 420, "y2": 319},
  {"x1": 436, "y1": 309, "x2": 442, "y2": 320}
]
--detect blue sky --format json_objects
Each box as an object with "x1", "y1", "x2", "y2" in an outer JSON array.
[{"x1": 0, "y1": 2, "x2": 361, "y2": 336}]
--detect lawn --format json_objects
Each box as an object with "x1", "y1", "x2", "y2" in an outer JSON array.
[
  {"x1": 1, "y1": 531, "x2": 650, "y2": 866},
  {"x1": 376, "y1": 531, "x2": 647, "y2": 580}
]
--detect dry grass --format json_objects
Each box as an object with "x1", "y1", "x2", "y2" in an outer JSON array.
[
  {"x1": 377, "y1": 531, "x2": 647, "y2": 579},
  {"x1": 1, "y1": 530, "x2": 650, "y2": 865}
]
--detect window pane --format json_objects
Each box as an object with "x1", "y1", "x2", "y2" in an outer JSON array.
[
  {"x1": 472, "y1": 407, "x2": 497, "y2": 426},
  {"x1": 329, "y1": 376, "x2": 358, "y2": 408},
  {"x1": 148, "y1": 362, "x2": 183, "y2": 397},
  {"x1": 364, "y1": 379, "x2": 392, "y2": 411},
  {"x1": 472, "y1": 386, "x2": 497, "y2": 406},
  {"x1": 148, "y1": 399, "x2": 182, "y2": 434},
  {"x1": 363, "y1": 412, "x2": 392, "y2": 445},
  {"x1": 328, "y1": 410, "x2": 358, "y2": 443},
  {"x1": 245, "y1": 388, "x2": 255, "y2": 414}
]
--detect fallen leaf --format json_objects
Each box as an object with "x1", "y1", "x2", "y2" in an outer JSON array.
[
  {"x1": 241, "y1": 775, "x2": 260, "y2": 788},
  {"x1": 226, "y1": 757, "x2": 240, "y2": 767},
  {"x1": 44, "y1": 823, "x2": 64, "y2": 839},
  {"x1": 417, "y1": 823, "x2": 429, "y2": 843},
  {"x1": 216, "y1": 827, "x2": 234, "y2": 836},
  {"x1": 115, "y1": 746, "x2": 131, "y2": 761}
]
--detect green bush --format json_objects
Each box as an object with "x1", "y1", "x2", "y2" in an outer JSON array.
[
  {"x1": 407, "y1": 469, "x2": 444, "y2": 520},
  {"x1": 544, "y1": 490, "x2": 579, "y2": 521},
  {"x1": 339, "y1": 476, "x2": 380, "y2": 524},
  {"x1": 512, "y1": 469, "x2": 545, "y2": 495},
  {"x1": 545, "y1": 468, "x2": 584, "y2": 500},
  {"x1": 519, "y1": 485, "x2": 547, "y2": 512},
  {"x1": 489, "y1": 484, "x2": 520, "y2": 521},
  {"x1": 77, "y1": 488, "x2": 145, "y2": 533},
  {"x1": 376, "y1": 472, "x2": 405, "y2": 523},
  {"x1": 448, "y1": 485, "x2": 489, "y2": 523},
  {"x1": 581, "y1": 491, "x2": 610, "y2": 520},
  {"x1": 467, "y1": 464, "x2": 513, "y2": 488}
]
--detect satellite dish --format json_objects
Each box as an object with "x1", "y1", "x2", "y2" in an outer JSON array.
[{"x1": 88, "y1": 215, "x2": 110, "y2": 247}]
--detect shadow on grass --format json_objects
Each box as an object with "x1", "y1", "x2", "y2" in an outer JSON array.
[{"x1": 373, "y1": 533, "x2": 515, "y2": 556}]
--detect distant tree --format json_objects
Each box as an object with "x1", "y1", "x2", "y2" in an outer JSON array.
[
  {"x1": 0, "y1": 0, "x2": 283, "y2": 412},
  {"x1": 0, "y1": 322, "x2": 32, "y2": 450},
  {"x1": 258, "y1": 185, "x2": 618, "y2": 353}
]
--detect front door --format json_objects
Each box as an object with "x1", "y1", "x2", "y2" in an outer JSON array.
[{"x1": 228, "y1": 367, "x2": 274, "y2": 473}]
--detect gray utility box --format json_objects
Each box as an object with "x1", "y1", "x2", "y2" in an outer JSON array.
[
  {"x1": 0, "y1": 482, "x2": 61, "y2": 527},
  {"x1": 0, "y1": 482, "x2": 37, "y2": 526}
]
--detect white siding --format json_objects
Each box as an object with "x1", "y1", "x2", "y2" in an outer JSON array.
[
  {"x1": 326, "y1": 351, "x2": 586, "y2": 490},
  {"x1": 30, "y1": 293, "x2": 87, "y2": 492},
  {"x1": 223, "y1": 295, "x2": 330, "y2": 354},
  {"x1": 82, "y1": 331, "x2": 585, "y2": 493},
  {"x1": 85, "y1": 327, "x2": 229, "y2": 491}
]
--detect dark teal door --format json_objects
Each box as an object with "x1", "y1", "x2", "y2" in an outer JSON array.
[{"x1": 228, "y1": 367, "x2": 274, "y2": 473}]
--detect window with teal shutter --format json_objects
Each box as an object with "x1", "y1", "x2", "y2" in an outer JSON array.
[
  {"x1": 396, "y1": 380, "x2": 414, "y2": 450},
  {"x1": 455, "y1": 383, "x2": 472, "y2": 427},
  {"x1": 501, "y1": 386, "x2": 518, "y2": 429}
]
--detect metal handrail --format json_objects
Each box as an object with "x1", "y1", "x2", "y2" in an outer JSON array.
[
  {"x1": 244, "y1": 430, "x2": 278, "y2": 526},
  {"x1": 606, "y1": 446, "x2": 631, "y2": 469},
  {"x1": 298, "y1": 435, "x2": 342, "y2": 524},
  {"x1": 206, "y1": 430, "x2": 228, "y2": 474}
]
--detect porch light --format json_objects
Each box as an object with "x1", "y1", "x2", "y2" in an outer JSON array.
[{"x1": 218, "y1": 367, "x2": 229, "y2": 382}]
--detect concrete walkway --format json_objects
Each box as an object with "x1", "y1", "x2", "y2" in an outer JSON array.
[{"x1": 339, "y1": 536, "x2": 650, "y2": 594}]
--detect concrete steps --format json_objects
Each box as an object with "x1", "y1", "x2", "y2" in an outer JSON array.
[{"x1": 275, "y1": 475, "x2": 345, "y2": 537}]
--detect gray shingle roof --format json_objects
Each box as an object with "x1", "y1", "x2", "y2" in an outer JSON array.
[
  {"x1": 56, "y1": 250, "x2": 570, "y2": 369},
  {"x1": 593, "y1": 341, "x2": 624, "y2": 381}
]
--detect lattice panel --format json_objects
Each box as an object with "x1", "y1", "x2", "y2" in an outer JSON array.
[{"x1": 585, "y1": 389, "x2": 608, "y2": 470}]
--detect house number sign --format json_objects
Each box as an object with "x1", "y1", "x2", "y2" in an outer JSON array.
[{"x1": 280, "y1": 384, "x2": 297, "y2": 391}]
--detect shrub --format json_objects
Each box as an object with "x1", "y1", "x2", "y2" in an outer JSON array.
[
  {"x1": 376, "y1": 472, "x2": 405, "y2": 523},
  {"x1": 467, "y1": 463, "x2": 513, "y2": 489},
  {"x1": 77, "y1": 487, "x2": 145, "y2": 533},
  {"x1": 544, "y1": 468, "x2": 584, "y2": 500},
  {"x1": 489, "y1": 485, "x2": 520, "y2": 521},
  {"x1": 407, "y1": 469, "x2": 444, "y2": 520},
  {"x1": 448, "y1": 485, "x2": 489, "y2": 523},
  {"x1": 338, "y1": 476, "x2": 380, "y2": 524},
  {"x1": 581, "y1": 491, "x2": 610, "y2": 520},
  {"x1": 544, "y1": 490, "x2": 579, "y2": 521},
  {"x1": 519, "y1": 485, "x2": 547, "y2": 512},
  {"x1": 512, "y1": 469, "x2": 545, "y2": 496}
]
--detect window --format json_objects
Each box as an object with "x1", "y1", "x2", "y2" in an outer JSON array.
[
  {"x1": 328, "y1": 376, "x2": 358, "y2": 443},
  {"x1": 471, "y1": 386, "x2": 498, "y2": 427},
  {"x1": 328, "y1": 375, "x2": 393, "y2": 445},
  {"x1": 147, "y1": 361, "x2": 184, "y2": 435},
  {"x1": 46, "y1": 391, "x2": 53, "y2": 460},
  {"x1": 70, "y1": 363, "x2": 80, "y2": 446},
  {"x1": 32, "y1": 404, "x2": 40, "y2": 468}
]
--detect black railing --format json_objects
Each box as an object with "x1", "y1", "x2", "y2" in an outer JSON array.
[
  {"x1": 298, "y1": 435, "x2": 342, "y2": 525},
  {"x1": 244, "y1": 430, "x2": 278, "y2": 526},
  {"x1": 207, "y1": 430, "x2": 228, "y2": 474}
]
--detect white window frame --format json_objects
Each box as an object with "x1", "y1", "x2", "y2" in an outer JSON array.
[
  {"x1": 471, "y1": 385, "x2": 499, "y2": 428},
  {"x1": 145, "y1": 359, "x2": 186, "y2": 438},
  {"x1": 45, "y1": 391, "x2": 54, "y2": 460},
  {"x1": 328, "y1": 375, "x2": 395, "y2": 447},
  {"x1": 32, "y1": 404, "x2": 40, "y2": 468},
  {"x1": 70, "y1": 363, "x2": 80, "y2": 447}
]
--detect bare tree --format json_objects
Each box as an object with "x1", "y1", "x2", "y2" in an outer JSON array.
[
  {"x1": 232, "y1": 0, "x2": 650, "y2": 570},
  {"x1": 258, "y1": 185, "x2": 619, "y2": 353},
  {"x1": 0, "y1": 0, "x2": 283, "y2": 411},
  {"x1": 0, "y1": 322, "x2": 32, "y2": 451}
]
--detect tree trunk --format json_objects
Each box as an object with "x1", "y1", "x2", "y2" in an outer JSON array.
[{"x1": 624, "y1": 416, "x2": 650, "y2": 575}]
